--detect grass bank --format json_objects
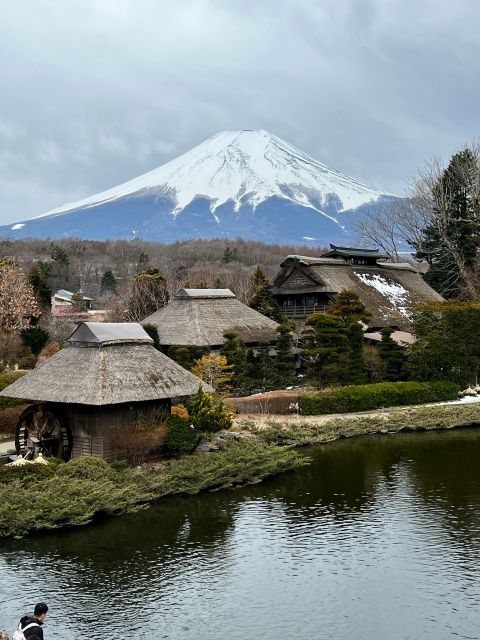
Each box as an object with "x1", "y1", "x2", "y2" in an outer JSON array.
[
  {"x1": 0, "y1": 441, "x2": 308, "y2": 538},
  {"x1": 238, "y1": 402, "x2": 480, "y2": 447}
]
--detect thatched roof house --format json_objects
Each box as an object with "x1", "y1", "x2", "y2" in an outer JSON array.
[
  {"x1": 272, "y1": 246, "x2": 443, "y2": 329},
  {"x1": 143, "y1": 288, "x2": 279, "y2": 348},
  {"x1": 0, "y1": 322, "x2": 209, "y2": 460}
]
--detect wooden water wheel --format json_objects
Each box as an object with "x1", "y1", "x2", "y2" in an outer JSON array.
[{"x1": 15, "y1": 404, "x2": 73, "y2": 461}]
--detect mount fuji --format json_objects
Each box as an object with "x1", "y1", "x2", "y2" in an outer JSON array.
[{"x1": 1, "y1": 129, "x2": 396, "y2": 245}]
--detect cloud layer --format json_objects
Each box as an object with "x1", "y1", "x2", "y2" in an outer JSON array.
[{"x1": 1, "y1": 0, "x2": 479, "y2": 224}]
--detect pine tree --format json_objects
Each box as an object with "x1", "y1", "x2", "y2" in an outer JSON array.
[
  {"x1": 274, "y1": 322, "x2": 296, "y2": 387},
  {"x1": 347, "y1": 322, "x2": 366, "y2": 384},
  {"x1": 142, "y1": 323, "x2": 161, "y2": 350},
  {"x1": 378, "y1": 327, "x2": 407, "y2": 380},
  {"x1": 29, "y1": 263, "x2": 52, "y2": 310},
  {"x1": 249, "y1": 266, "x2": 282, "y2": 322},
  {"x1": 168, "y1": 346, "x2": 209, "y2": 371},
  {"x1": 220, "y1": 331, "x2": 249, "y2": 389},
  {"x1": 70, "y1": 292, "x2": 86, "y2": 311},
  {"x1": 414, "y1": 147, "x2": 480, "y2": 298},
  {"x1": 100, "y1": 270, "x2": 117, "y2": 294},
  {"x1": 301, "y1": 313, "x2": 348, "y2": 387},
  {"x1": 20, "y1": 327, "x2": 50, "y2": 357},
  {"x1": 329, "y1": 291, "x2": 369, "y2": 384}
]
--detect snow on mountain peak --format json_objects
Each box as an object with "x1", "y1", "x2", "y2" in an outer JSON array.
[{"x1": 36, "y1": 129, "x2": 389, "y2": 220}]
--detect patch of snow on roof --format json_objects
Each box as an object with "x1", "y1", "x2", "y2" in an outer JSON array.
[{"x1": 354, "y1": 272, "x2": 412, "y2": 318}]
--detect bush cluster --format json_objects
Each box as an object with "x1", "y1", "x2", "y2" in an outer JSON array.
[
  {"x1": 0, "y1": 371, "x2": 27, "y2": 410},
  {"x1": 164, "y1": 414, "x2": 199, "y2": 454},
  {"x1": 299, "y1": 381, "x2": 459, "y2": 415}
]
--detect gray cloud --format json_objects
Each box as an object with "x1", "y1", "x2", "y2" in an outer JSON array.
[{"x1": 1, "y1": 0, "x2": 479, "y2": 224}]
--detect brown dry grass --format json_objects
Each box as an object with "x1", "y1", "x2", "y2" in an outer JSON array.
[{"x1": 227, "y1": 391, "x2": 299, "y2": 415}]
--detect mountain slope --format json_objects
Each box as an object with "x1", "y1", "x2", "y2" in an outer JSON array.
[{"x1": 1, "y1": 129, "x2": 395, "y2": 244}]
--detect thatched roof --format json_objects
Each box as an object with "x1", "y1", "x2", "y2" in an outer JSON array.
[
  {"x1": 273, "y1": 256, "x2": 443, "y2": 329},
  {"x1": 0, "y1": 323, "x2": 210, "y2": 405},
  {"x1": 322, "y1": 244, "x2": 389, "y2": 260},
  {"x1": 143, "y1": 289, "x2": 279, "y2": 347}
]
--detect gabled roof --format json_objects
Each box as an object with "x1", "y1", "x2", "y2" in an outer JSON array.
[
  {"x1": 176, "y1": 288, "x2": 235, "y2": 299},
  {"x1": 143, "y1": 289, "x2": 279, "y2": 346},
  {"x1": 67, "y1": 322, "x2": 152, "y2": 345},
  {"x1": 0, "y1": 322, "x2": 210, "y2": 405},
  {"x1": 55, "y1": 289, "x2": 94, "y2": 301},
  {"x1": 321, "y1": 244, "x2": 389, "y2": 260}
]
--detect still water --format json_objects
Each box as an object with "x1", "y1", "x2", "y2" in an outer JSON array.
[{"x1": 1, "y1": 429, "x2": 480, "y2": 640}]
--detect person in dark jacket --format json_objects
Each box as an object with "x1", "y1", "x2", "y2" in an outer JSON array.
[{"x1": 18, "y1": 603, "x2": 48, "y2": 640}]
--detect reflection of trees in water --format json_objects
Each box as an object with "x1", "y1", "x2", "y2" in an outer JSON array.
[
  {"x1": 1, "y1": 491, "x2": 242, "y2": 598},
  {"x1": 406, "y1": 429, "x2": 480, "y2": 555}
]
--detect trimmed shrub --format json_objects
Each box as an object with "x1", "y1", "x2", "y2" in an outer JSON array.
[
  {"x1": 171, "y1": 405, "x2": 189, "y2": 420},
  {"x1": 299, "y1": 380, "x2": 460, "y2": 415},
  {"x1": 0, "y1": 404, "x2": 29, "y2": 435},
  {"x1": 165, "y1": 415, "x2": 199, "y2": 454},
  {"x1": 56, "y1": 455, "x2": 115, "y2": 481},
  {"x1": 0, "y1": 461, "x2": 57, "y2": 485},
  {"x1": 188, "y1": 388, "x2": 234, "y2": 433}
]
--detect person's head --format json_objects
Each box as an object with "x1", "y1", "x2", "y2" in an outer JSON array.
[{"x1": 33, "y1": 603, "x2": 48, "y2": 622}]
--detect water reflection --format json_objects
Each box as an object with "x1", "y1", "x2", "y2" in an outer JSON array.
[{"x1": 1, "y1": 429, "x2": 480, "y2": 640}]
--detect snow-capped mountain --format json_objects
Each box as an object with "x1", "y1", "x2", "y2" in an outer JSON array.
[{"x1": 1, "y1": 129, "x2": 396, "y2": 244}]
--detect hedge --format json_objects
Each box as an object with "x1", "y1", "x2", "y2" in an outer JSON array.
[{"x1": 299, "y1": 381, "x2": 460, "y2": 415}]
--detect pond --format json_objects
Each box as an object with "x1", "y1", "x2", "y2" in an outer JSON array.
[{"x1": 1, "y1": 428, "x2": 480, "y2": 639}]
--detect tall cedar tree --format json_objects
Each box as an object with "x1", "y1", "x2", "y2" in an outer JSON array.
[
  {"x1": 247, "y1": 344, "x2": 275, "y2": 390},
  {"x1": 330, "y1": 291, "x2": 370, "y2": 384},
  {"x1": 378, "y1": 327, "x2": 407, "y2": 381},
  {"x1": 414, "y1": 148, "x2": 480, "y2": 298},
  {"x1": 249, "y1": 266, "x2": 283, "y2": 322},
  {"x1": 100, "y1": 270, "x2": 117, "y2": 294},
  {"x1": 301, "y1": 313, "x2": 348, "y2": 388},
  {"x1": 29, "y1": 263, "x2": 52, "y2": 310},
  {"x1": 220, "y1": 331, "x2": 249, "y2": 389},
  {"x1": 274, "y1": 322, "x2": 296, "y2": 387},
  {"x1": 409, "y1": 301, "x2": 480, "y2": 386}
]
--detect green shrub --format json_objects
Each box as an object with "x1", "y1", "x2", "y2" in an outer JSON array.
[
  {"x1": 188, "y1": 387, "x2": 233, "y2": 433},
  {"x1": 0, "y1": 462, "x2": 56, "y2": 486},
  {"x1": 299, "y1": 380, "x2": 459, "y2": 415},
  {"x1": 0, "y1": 371, "x2": 28, "y2": 409},
  {"x1": 55, "y1": 455, "x2": 116, "y2": 481},
  {"x1": 165, "y1": 414, "x2": 199, "y2": 454}
]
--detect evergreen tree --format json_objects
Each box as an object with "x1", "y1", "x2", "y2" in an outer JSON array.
[
  {"x1": 301, "y1": 313, "x2": 348, "y2": 387},
  {"x1": 413, "y1": 147, "x2": 480, "y2": 298},
  {"x1": 142, "y1": 323, "x2": 161, "y2": 350},
  {"x1": 249, "y1": 266, "x2": 282, "y2": 322},
  {"x1": 220, "y1": 331, "x2": 249, "y2": 389},
  {"x1": 378, "y1": 327, "x2": 407, "y2": 381},
  {"x1": 347, "y1": 322, "x2": 366, "y2": 384},
  {"x1": 100, "y1": 270, "x2": 117, "y2": 294},
  {"x1": 70, "y1": 292, "x2": 86, "y2": 311},
  {"x1": 29, "y1": 263, "x2": 52, "y2": 310},
  {"x1": 409, "y1": 300, "x2": 480, "y2": 385},
  {"x1": 329, "y1": 290, "x2": 371, "y2": 325},
  {"x1": 330, "y1": 291, "x2": 369, "y2": 384},
  {"x1": 168, "y1": 346, "x2": 209, "y2": 371},
  {"x1": 274, "y1": 322, "x2": 296, "y2": 387},
  {"x1": 20, "y1": 327, "x2": 50, "y2": 357}
]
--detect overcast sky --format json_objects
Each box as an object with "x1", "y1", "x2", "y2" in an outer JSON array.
[{"x1": 0, "y1": 0, "x2": 479, "y2": 225}]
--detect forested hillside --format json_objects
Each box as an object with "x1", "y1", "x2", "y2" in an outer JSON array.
[{"x1": 0, "y1": 238, "x2": 327, "y2": 303}]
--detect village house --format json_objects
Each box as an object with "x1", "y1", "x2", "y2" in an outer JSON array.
[
  {"x1": 272, "y1": 245, "x2": 443, "y2": 332},
  {"x1": 142, "y1": 288, "x2": 279, "y2": 350},
  {"x1": 0, "y1": 322, "x2": 209, "y2": 461},
  {"x1": 51, "y1": 288, "x2": 107, "y2": 321}
]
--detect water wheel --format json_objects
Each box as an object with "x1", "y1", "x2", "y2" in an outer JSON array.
[{"x1": 15, "y1": 404, "x2": 73, "y2": 461}]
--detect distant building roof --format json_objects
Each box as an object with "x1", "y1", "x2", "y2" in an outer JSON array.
[
  {"x1": 143, "y1": 289, "x2": 279, "y2": 347},
  {"x1": 322, "y1": 244, "x2": 389, "y2": 260},
  {"x1": 54, "y1": 289, "x2": 94, "y2": 302},
  {"x1": 176, "y1": 288, "x2": 236, "y2": 299}
]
